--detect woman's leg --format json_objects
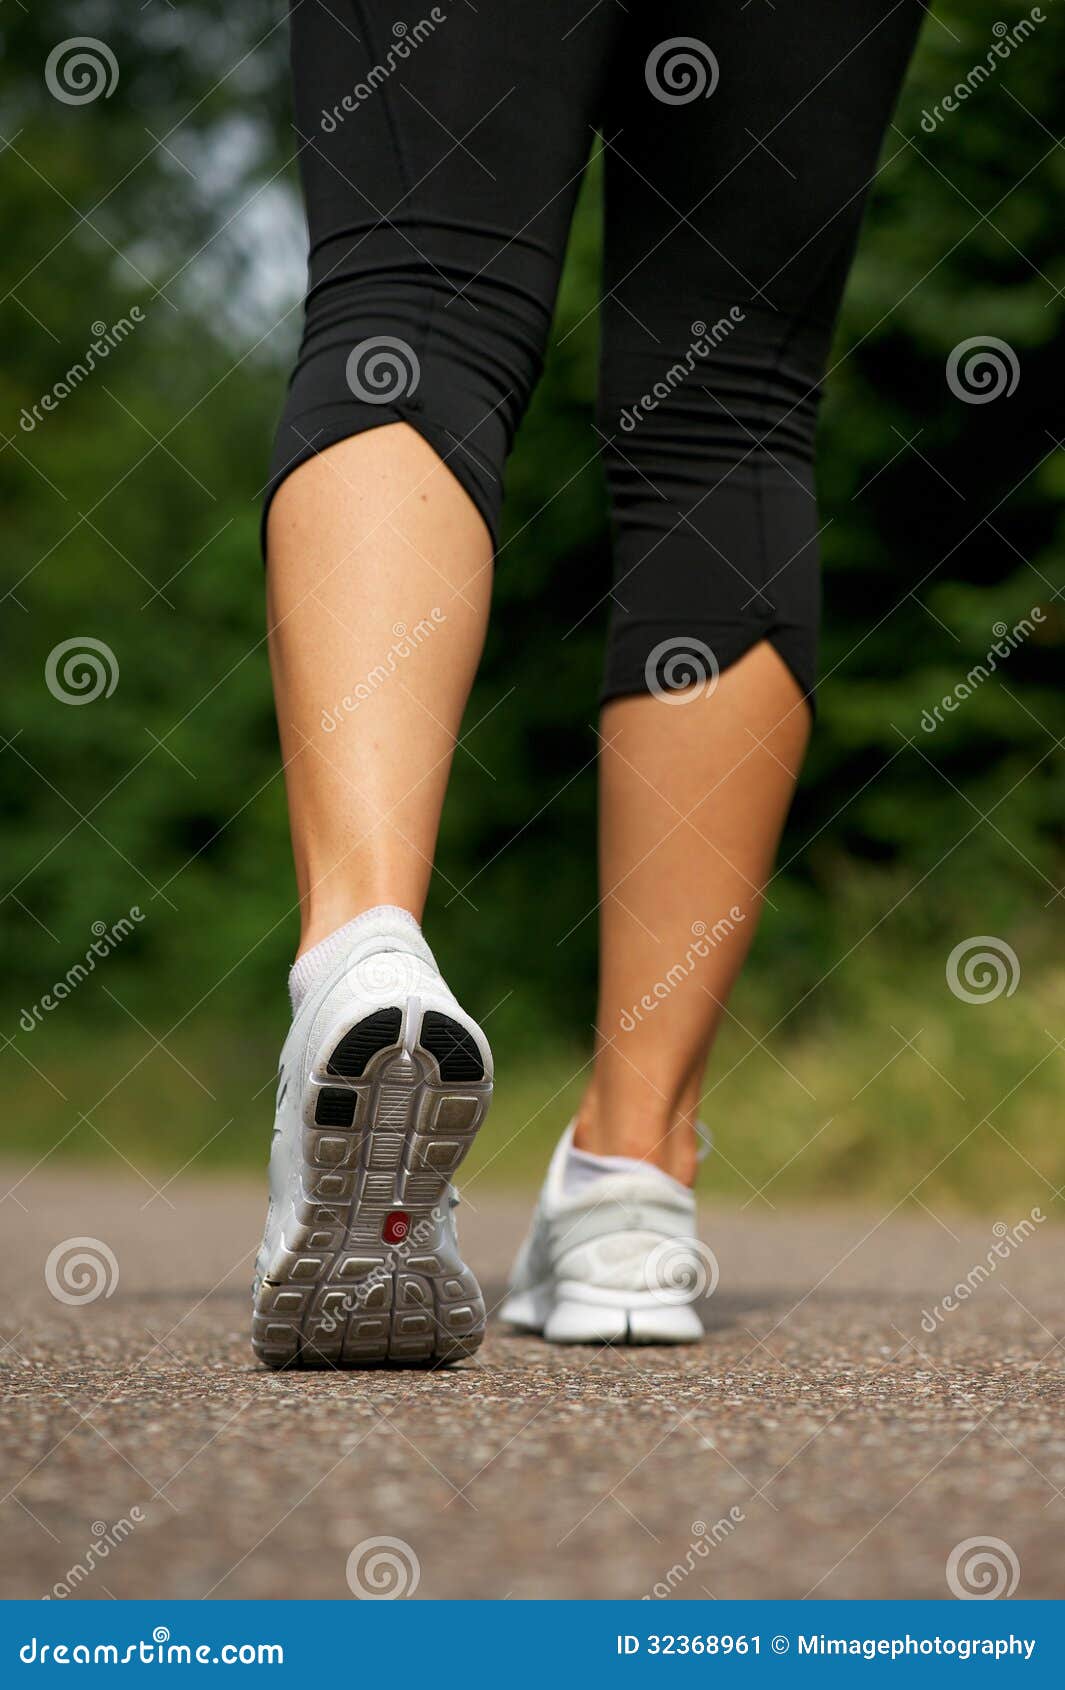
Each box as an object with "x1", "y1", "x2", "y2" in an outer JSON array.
[
  {"x1": 267, "y1": 425, "x2": 492, "y2": 955},
  {"x1": 257, "y1": 0, "x2": 632, "y2": 1366},
  {"x1": 579, "y1": 1, "x2": 925, "y2": 1179},
  {"x1": 266, "y1": 0, "x2": 616, "y2": 951},
  {"x1": 577, "y1": 644, "x2": 810, "y2": 1184}
]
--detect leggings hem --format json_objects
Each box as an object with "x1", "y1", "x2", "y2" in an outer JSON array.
[
  {"x1": 599, "y1": 619, "x2": 816, "y2": 718},
  {"x1": 261, "y1": 403, "x2": 500, "y2": 564}
]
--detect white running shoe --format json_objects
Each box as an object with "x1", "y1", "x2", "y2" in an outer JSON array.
[
  {"x1": 252, "y1": 912, "x2": 492, "y2": 1369},
  {"x1": 500, "y1": 1121, "x2": 711, "y2": 1345}
]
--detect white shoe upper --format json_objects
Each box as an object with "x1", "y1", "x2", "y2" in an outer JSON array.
[
  {"x1": 256, "y1": 913, "x2": 464, "y2": 1286},
  {"x1": 501, "y1": 1121, "x2": 711, "y2": 1345},
  {"x1": 251, "y1": 911, "x2": 493, "y2": 1367},
  {"x1": 253, "y1": 907, "x2": 708, "y2": 1356}
]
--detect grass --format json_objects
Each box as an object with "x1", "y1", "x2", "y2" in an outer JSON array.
[{"x1": 4, "y1": 932, "x2": 1062, "y2": 1221}]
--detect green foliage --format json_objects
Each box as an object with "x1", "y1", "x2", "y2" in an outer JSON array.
[{"x1": 2, "y1": 2, "x2": 1061, "y2": 1200}]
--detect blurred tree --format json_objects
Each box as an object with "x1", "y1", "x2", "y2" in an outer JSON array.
[{"x1": 1, "y1": 0, "x2": 1061, "y2": 1079}]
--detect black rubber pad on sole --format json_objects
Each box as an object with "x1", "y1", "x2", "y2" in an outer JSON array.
[
  {"x1": 314, "y1": 1087, "x2": 358, "y2": 1126},
  {"x1": 419, "y1": 1011, "x2": 485, "y2": 1082},
  {"x1": 327, "y1": 1008, "x2": 402, "y2": 1077}
]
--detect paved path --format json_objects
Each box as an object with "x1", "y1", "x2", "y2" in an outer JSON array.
[{"x1": 2, "y1": 1166, "x2": 1062, "y2": 1600}]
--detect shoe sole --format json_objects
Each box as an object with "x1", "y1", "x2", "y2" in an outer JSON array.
[
  {"x1": 501, "y1": 1285, "x2": 704, "y2": 1346},
  {"x1": 252, "y1": 994, "x2": 491, "y2": 1370}
]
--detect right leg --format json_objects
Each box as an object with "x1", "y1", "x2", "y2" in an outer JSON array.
[
  {"x1": 503, "y1": 1, "x2": 924, "y2": 1344},
  {"x1": 581, "y1": 0, "x2": 925, "y2": 1179}
]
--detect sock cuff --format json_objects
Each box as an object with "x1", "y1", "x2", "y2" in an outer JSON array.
[
  {"x1": 562, "y1": 1142, "x2": 691, "y2": 1201},
  {"x1": 288, "y1": 905, "x2": 422, "y2": 1013}
]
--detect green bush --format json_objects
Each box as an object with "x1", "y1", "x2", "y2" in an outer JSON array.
[{"x1": 2, "y1": 3, "x2": 1061, "y2": 1199}]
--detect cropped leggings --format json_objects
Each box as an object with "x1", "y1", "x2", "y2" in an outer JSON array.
[{"x1": 266, "y1": 0, "x2": 924, "y2": 706}]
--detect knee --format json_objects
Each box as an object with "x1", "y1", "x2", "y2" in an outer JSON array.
[
  {"x1": 596, "y1": 310, "x2": 826, "y2": 711},
  {"x1": 598, "y1": 305, "x2": 829, "y2": 497}
]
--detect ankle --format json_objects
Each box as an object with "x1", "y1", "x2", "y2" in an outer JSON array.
[
  {"x1": 574, "y1": 1080, "x2": 700, "y2": 1186},
  {"x1": 296, "y1": 897, "x2": 422, "y2": 961}
]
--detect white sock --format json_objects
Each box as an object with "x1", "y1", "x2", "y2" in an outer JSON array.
[
  {"x1": 288, "y1": 905, "x2": 421, "y2": 1014},
  {"x1": 562, "y1": 1143, "x2": 690, "y2": 1201}
]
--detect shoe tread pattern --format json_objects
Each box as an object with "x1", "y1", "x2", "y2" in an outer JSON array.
[{"x1": 253, "y1": 1008, "x2": 490, "y2": 1370}]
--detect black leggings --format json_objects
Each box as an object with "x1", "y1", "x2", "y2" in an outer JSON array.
[{"x1": 267, "y1": 0, "x2": 924, "y2": 706}]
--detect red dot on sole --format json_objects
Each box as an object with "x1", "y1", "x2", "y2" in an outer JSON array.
[{"x1": 382, "y1": 1211, "x2": 410, "y2": 1246}]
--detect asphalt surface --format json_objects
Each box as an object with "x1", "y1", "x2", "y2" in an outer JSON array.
[{"x1": 3, "y1": 1163, "x2": 1063, "y2": 1601}]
